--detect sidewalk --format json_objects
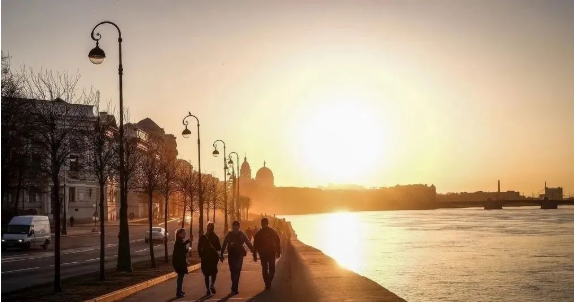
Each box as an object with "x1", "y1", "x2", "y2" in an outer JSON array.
[
  {"x1": 52, "y1": 225, "x2": 99, "y2": 237},
  {"x1": 121, "y1": 245, "x2": 293, "y2": 302},
  {"x1": 119, "y1": 238, "x2": 405, "y2": 302}
]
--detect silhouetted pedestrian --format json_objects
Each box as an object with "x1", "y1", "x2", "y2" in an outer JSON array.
[
  {"x1": 221, "y1": 220, "x2": 254, "y2": 295},
  {"x1": 253, "y1": 217, "x2": 281, "y2": 290},
  {"x1": 246, "y1": 226, "x2": 253, "y2": 242},
  {"x1": 69, "y1": 216, "x2": 75, "y2": 227},
  {"x1": 198, "y1": 222, "x2": 221, "y2": 296},
  {"x1": 173, "y1": 228, "x2": 191, "y2": 298}
]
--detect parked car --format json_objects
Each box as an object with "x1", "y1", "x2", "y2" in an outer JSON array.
[
  {"x1": 2, "y1": 216, "x2": 51, "y2": 251},
  {"x1": 145, "y1": 227, "x2": 169, "y2": 243}
]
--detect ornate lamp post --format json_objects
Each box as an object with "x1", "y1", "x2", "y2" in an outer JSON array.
[
  {"x1": 182, "y1": 112, "x2": 205, "y2": 235},
  {"x1": 88, "y1": 21, "x2": 132, "y2": 272},
  {"x1": 228, "y1": 152, "x2": 240, "y2": 221},
  {"x1": 212, "y1": 140, "x2": 228, "y2": 233}
]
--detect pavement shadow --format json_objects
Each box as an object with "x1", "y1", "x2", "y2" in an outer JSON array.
[{"x1": 215, "y1": 293, "x2": 235, "y2": 302}]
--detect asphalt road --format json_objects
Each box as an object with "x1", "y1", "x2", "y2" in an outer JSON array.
[{"x1": 1, "y1": 218, "x2": 184, "y2": 293}]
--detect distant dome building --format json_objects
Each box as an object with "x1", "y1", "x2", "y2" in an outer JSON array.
[
  {"x1": 255, "y1": 161, "x2": 274, "y2": 188},
  {"x1": 240, "y1": 155, "x2": 251, "y2": 180}
]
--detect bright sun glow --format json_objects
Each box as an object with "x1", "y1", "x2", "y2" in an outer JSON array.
[
  {"x1": 299, "y1": 98, "x2": 386, "y2": 184},
  {"x1": 321, "y1": 212, "x2": 361, "y2": 271}
]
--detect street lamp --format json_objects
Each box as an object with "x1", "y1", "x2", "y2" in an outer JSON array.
[
  {"x1": 212, "y1": 140, "x2": 228, "y2": 233},
  {"x1": 182, "y1": 112, "x2": 204, "y2": 235},
  {"x1": 228, "y1": 152, "x2": 240, "y2": 221},
  {"x1": 88, "y1": 21, "x2": 131, "y2": 272}
]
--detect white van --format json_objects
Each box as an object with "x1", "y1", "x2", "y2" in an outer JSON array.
[{"x1": 2, "y1": 215, "x2": 51, "y2": 251}]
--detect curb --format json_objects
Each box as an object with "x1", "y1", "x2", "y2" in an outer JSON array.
[{"x1": 83, "y1": 263, "x2": 201, "y2": 302}]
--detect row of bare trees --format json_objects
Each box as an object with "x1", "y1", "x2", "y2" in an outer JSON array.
[{"x1": 1, "y1": 55, "x2": 237, "y2": 291}]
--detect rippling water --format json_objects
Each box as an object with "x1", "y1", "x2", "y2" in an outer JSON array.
[{"x1": 283, "y1": 206, "x2": 574, "y2": 302}]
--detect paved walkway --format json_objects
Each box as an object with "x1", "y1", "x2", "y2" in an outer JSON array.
[
  {"x1": 121, "y1": 252, "x2": 292, "y2": 302},
  {"x1": 121, "y1": 239, "x2": 405, "y2": 302}
]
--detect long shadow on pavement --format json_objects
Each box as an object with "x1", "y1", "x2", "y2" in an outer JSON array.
[{"x1": 214, "y1": 293, "x2": 236, "y2": 302}]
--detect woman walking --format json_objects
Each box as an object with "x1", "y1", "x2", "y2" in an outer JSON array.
[
  {"x1": 198, "y1": 222, "x2": 222, "y2": 296},
  {"x1": 172, "y1": 228, "x2": 191, "y2": 298}
]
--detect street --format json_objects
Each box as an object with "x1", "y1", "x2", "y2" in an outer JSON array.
[{"x1": 1, "y1": 218, "x2": 184, "y2": 293}]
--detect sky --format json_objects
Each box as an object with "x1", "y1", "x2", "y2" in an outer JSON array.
[{"x1": 2, "y1": 0, "x2": 573, "y2": 194}]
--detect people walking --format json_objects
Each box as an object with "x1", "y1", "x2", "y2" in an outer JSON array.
[
  {"x1": 69, "y1": 216, "x2": 75, "y2": 227},
  {"x1": 172, "y1": 228, "x2": 191, "y2": 298},
  {"x1": 220, "y1": 220, "x2": 255, "y2": 295},
  {"x1": 246, "y1": 226, "x2": 253, "y2": 242},
  {"x1": 198, "y1": 222, "x2": 222, "y2": 296},
  {"x1": 253, "y1": 217, "x2": 281, "y2": 290}
]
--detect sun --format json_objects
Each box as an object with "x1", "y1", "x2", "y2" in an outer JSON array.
[{"x1": 298, "y1": 98, "x2": 386, "y2": 185}]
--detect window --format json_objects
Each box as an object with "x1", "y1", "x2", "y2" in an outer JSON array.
[
  {"x1": 29, "y1": 191, "x2": 38, "y2": 203},
  {"x1": 69, "y1": 187, "x2": 76, "y2": 202},
  {"x1": 69, "y1": 155, "x2": 79, "y2": 172}
]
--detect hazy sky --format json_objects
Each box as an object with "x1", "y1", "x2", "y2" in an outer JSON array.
[{"x1": 2, "y1": 0, "x2": 573, "y2": 194}]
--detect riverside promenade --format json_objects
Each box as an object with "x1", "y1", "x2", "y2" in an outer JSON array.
[{"x1": 120, "y1": 238, "x2": 405, "y2": 302}]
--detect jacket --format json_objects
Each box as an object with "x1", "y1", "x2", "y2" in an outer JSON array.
[{"x1": 172, "y1": 238, "x2": 190, "y2": 274}]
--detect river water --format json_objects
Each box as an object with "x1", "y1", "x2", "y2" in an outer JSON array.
[{"x1": 283, "y1": 206, "x2": 574, "y2": 302}]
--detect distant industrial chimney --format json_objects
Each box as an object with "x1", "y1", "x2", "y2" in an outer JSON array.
[{"x1": 498, "y1": 180, "x2": 500, "y2": 193}]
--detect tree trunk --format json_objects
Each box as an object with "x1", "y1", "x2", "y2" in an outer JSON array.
[
  {"x1": 189, "y1": 209, "x2": 194, "y2": 244},
  {"x1": 164, "y1": 193, "x2": 169, "y2": 263},
  {"x1": 181, "y1": 191, "x2": 186, "y2": 229},
  {"x1": 148, "y1": 192, "x2": 156, "y2": 268},
  {"x1": 116, "y1": 179, "x2": 132, "y2": 272},
  {"x1": 212, "y1": 196, "x2": 216, "y2": 223},
  {"x1": 14, "y1": 164, "x2": 24, "y2": 216},
  {"x1": 52, "y1": 176, "x2": 62, "y2": 292},
  {"x1": 99, "y1": 181, "x2": 105, "y2": 280}
]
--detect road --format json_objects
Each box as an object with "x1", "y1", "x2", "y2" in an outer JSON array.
[{"x1": 1, "y1": 218, "x2": 184, "y2": 293}]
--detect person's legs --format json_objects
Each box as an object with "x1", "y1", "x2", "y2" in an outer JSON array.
[
  {"x1": 234, "y1": 256, "x2": 244, "y2": 291},
  {"x1": 204, "y1": 274, "x2": 210, "y2": 290},
  {"x1": 228, "y1": 255, "x2": 238, "y2": 292},
  {"x1": 268, "y1": 256, "x2": 276, "y2": 284},
  {"x1": 176, "y1": 273, "x2": 184, "y2": 296},
  {"x1": 260, "y1": 255, "x2": 270, "y2": 285}
]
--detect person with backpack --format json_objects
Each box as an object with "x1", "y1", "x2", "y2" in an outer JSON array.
[
  {"x1": 253, "y1": 217, "x2": 281, "y2": 290},
  {"x1": 220, "y1": 220, "x2": 255, "y2": 295},
  {"x1": 172, "y1": 228, "x2": 191, "y2": 298},
  {"x1": 198, "y1": 222, "x2": 222, "y2": 296}
]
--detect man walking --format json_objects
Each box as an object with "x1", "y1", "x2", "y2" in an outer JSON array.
[
  {"x1": 221, "y1": 220, "x2": 254, "y2": 295},
  {"x1": 253, "y1": 218, "x2": 281, "y2": 290}
]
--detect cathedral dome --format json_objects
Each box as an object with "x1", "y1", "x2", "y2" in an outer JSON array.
[{"x1": 255, "y1": 161, "x2": 274, "y2": 187}]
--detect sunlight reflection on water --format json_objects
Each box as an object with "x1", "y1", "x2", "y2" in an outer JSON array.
[{"x1": 283, "y1": 206, "x2": 574, "y2": 302}]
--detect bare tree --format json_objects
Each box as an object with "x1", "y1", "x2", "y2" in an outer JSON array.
[
  {"x1": 19, "y1": 68, "x2": 96, "y2": 292},
  {"x1": 238, "y1": 196, "x2": 253, "y2": 221},
  {"x1": 175, "y1": 160, "x2": 193, "y2": 229},
  {"x1": 1, "y1": 53, "x2": 30, "y2": 216},
  {"x1": 158, "y1": 141, "x2": 177, "y2": 263},
  {"x1": 133, "y1": 135, "x2": 161, "y2": 268},
  {"x1": 87, "y1": 98, "x2": 118, "y2": 280},
  {"x1": 209, "y1": 176, "x2": 221, "y2": 222}
]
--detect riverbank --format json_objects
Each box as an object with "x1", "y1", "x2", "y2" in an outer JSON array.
[{"x1": 287, "y1": 239, "x2": 406, "y2": 302}]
